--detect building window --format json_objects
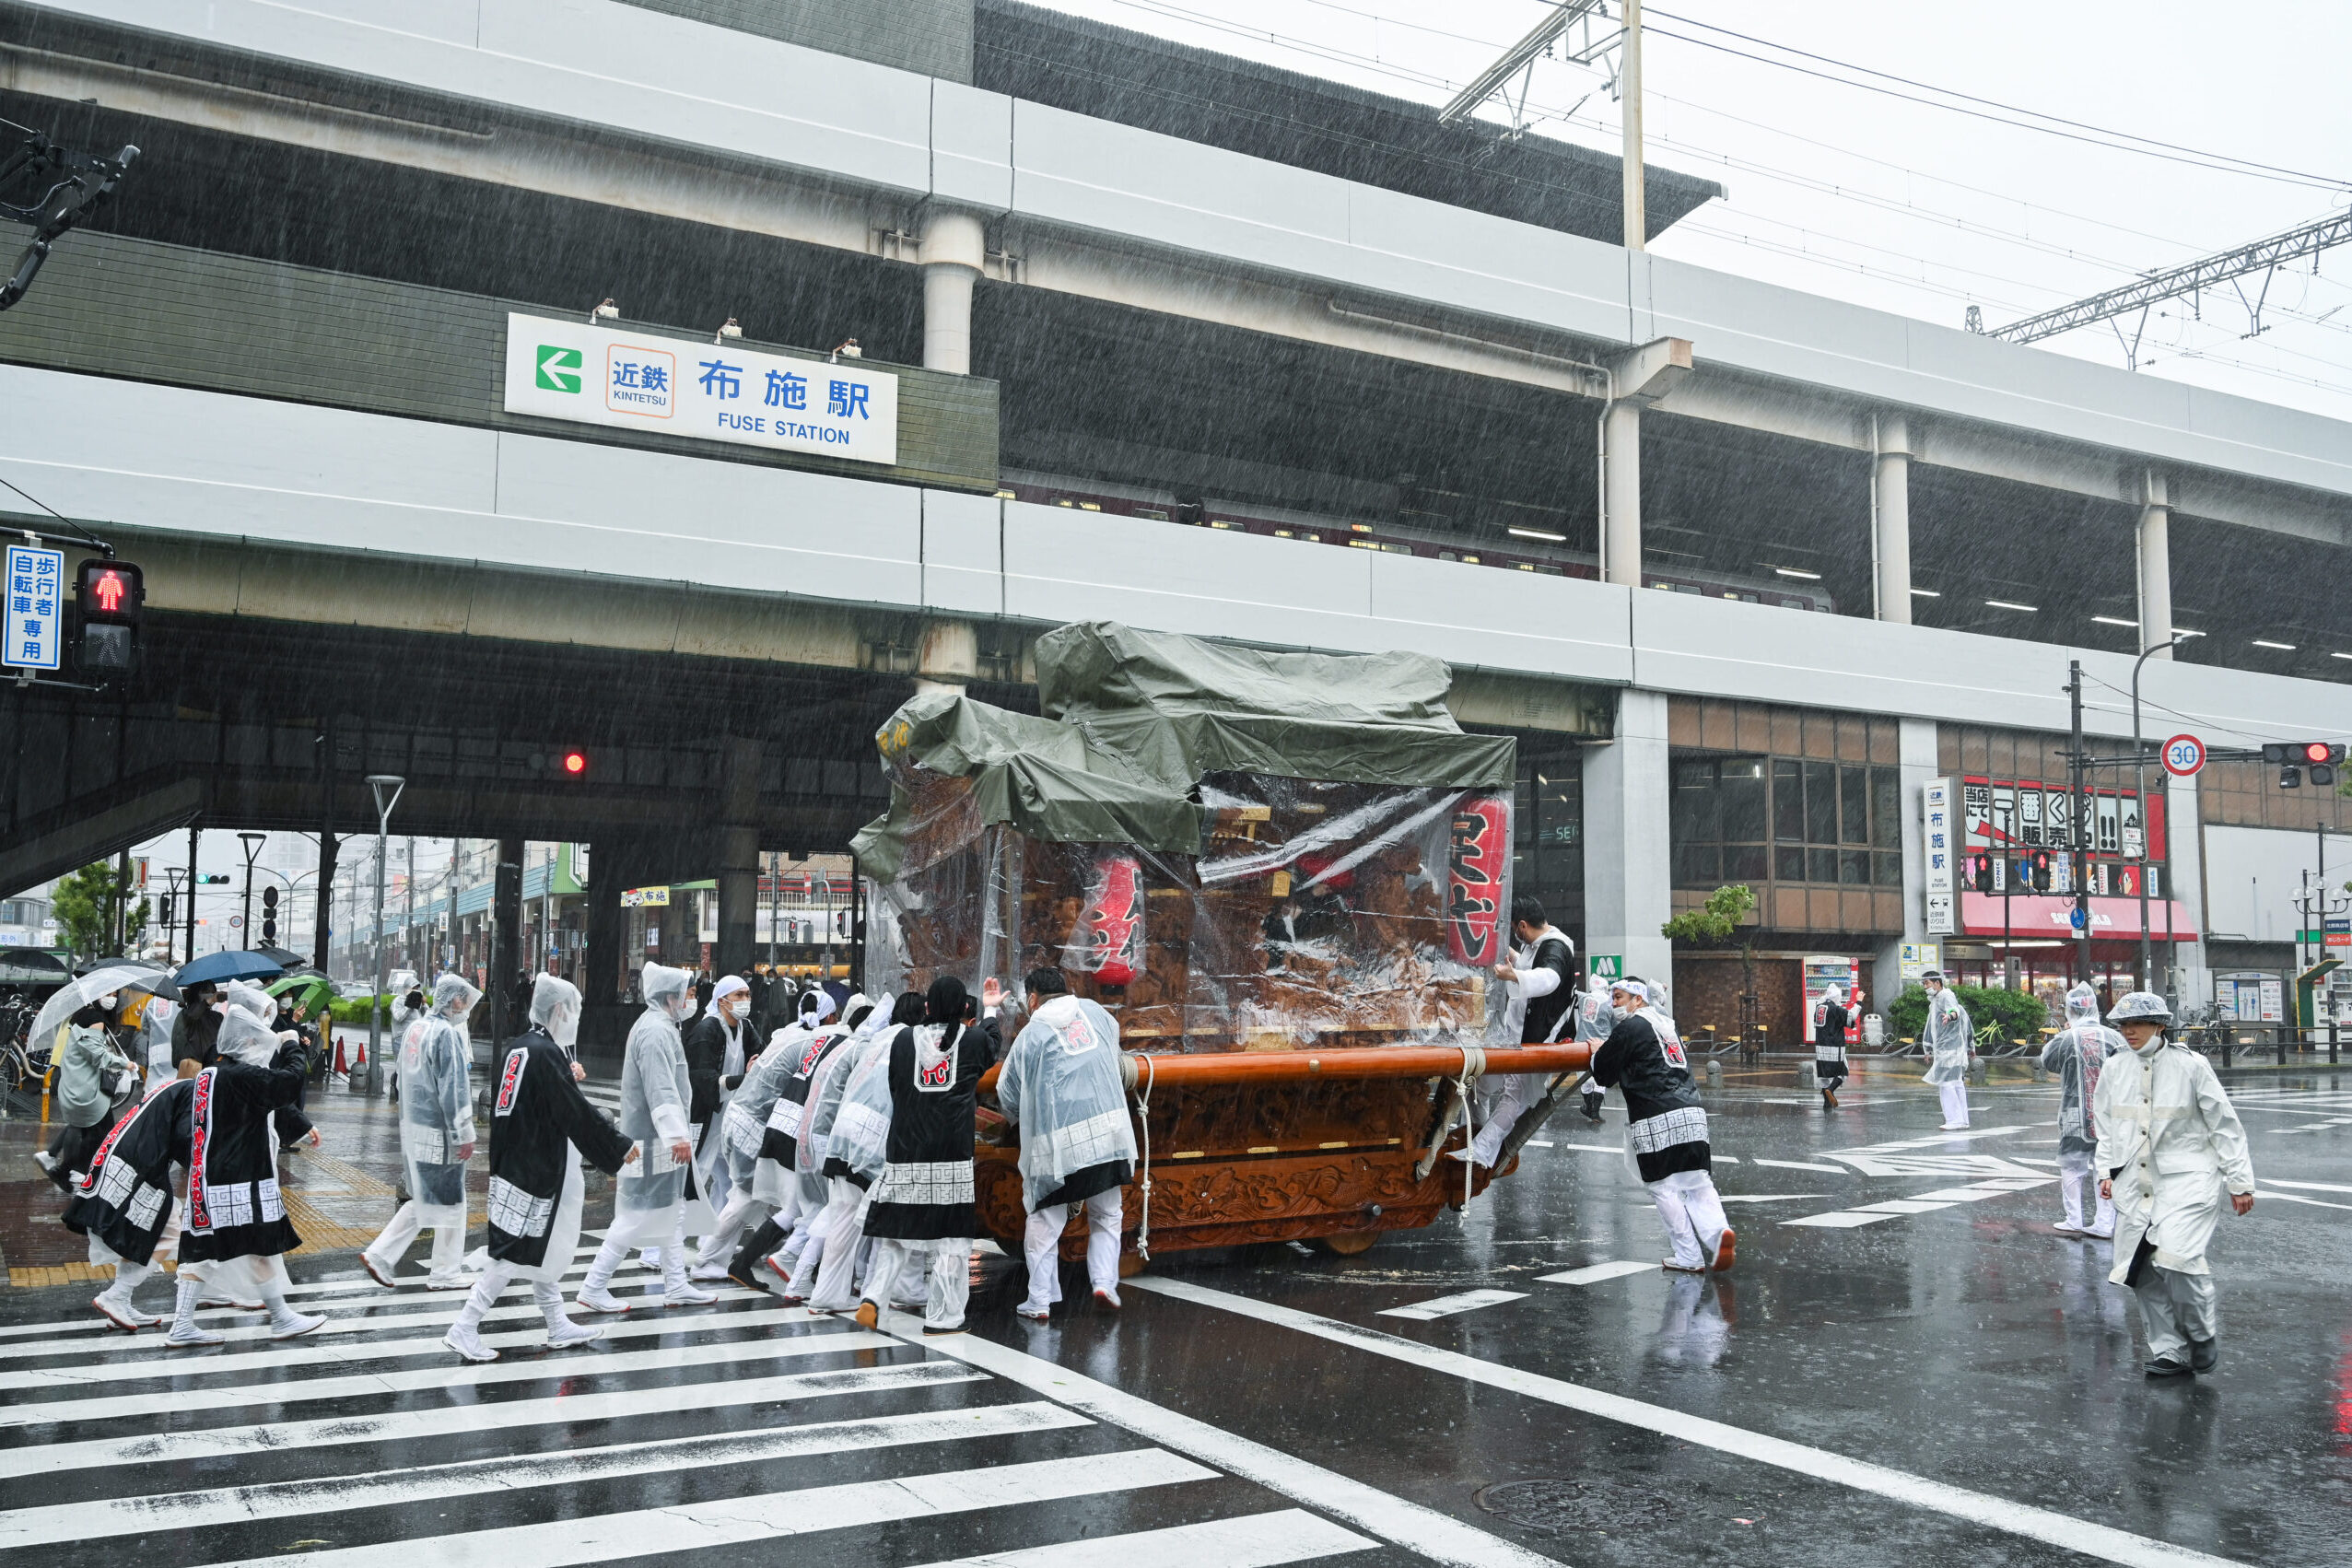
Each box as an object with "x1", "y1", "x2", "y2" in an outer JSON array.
[{"x1": 1676, "y1": 755, "x2": 1901, "y2": 889}]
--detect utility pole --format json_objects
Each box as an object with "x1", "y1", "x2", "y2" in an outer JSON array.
[
  {"x1": 1621, "y1": 0, "x2": 1644, "y2": 252},
  {"x1": 2068, "y1": 661, "x2": 2093, "y2": 985},
  {"x1": 362, "y1": 776, "x2": 404, "y2": 1098},
  {"x1": 238, "y1": 832, "x2": 266, "y2": 950},
  {"x1": 184, "y1": 825, "x2": 199, "y2": 961}
]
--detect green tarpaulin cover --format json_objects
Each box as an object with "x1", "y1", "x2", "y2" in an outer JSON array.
[{"x1": 852, "y1": 622, "x2": 1515, "y2": 879}]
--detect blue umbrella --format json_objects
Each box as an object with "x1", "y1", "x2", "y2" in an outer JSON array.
[{"x1": 176, "y1": 950, "x2": 287, "y2": 988}]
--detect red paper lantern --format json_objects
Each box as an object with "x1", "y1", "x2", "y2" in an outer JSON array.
[
  {"x1": 1077, "y1": 852, "x2": 1146, "y2": 985},
  {"x1": 1445, "y1": 793, "x2": 1508, "y2": 966}
]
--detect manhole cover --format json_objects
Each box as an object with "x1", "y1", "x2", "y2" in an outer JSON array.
[{"x1": 1474, "y1": 1479, "x2": 1674, "y2": 1535}]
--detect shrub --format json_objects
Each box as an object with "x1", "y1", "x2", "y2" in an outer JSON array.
[{"x1": 1885, "y1": 983, "x2": 2052, "y2": 1044}]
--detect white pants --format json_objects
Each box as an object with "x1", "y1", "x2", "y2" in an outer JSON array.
[
  {"x1": 177, "y1": 1252, "x2": 290, "y2": 1292},
  {"x1": 861, "y1": 1236, "x2": 971, "y2": 1329},
  {"x1": 692, "y1": 1189, "x2": 776, "y2": 1270},
  {"x1": 774, "y1": 1170, "x2": 831, "y2": 1268},
  {"x1": 457, "y1": 1258, "x2": 574, "y2": 1334},
  {"x1": 2055, "y1": 1148, "x2": 2115, "y2": 1235},
  {"x1": 1469, "y1": 1075, "x2": 1537, "y2": 1166},
  {"x1": 1646, "y1": 1169, "x2": 1730, "y2": 1270},
  {"x1": 365, "y1": 1201, "x2": 469, "y2": 1282},
  {"x1": 799, "y1": 1179, "x2": 869, "y2": 1309},
  {"x1": 1937, "y1": 1081, "x2": 1971, "y2": 1127},
  {"x1": 584, "y1": 1211, "x2": 688, "y2": 1301},
  {"x1": 1023, "y1": 1189, "x2": 1123, "y2": 1313},
  {"x1": 2131, "y1": 1260, "x2": 2217, "y2": 1363}
]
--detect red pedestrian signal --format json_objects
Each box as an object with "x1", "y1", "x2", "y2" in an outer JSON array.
[{"x1": 74, "y1": 558, "x2": 143, "y2": 677}]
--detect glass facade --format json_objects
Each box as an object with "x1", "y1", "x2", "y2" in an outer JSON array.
[
  {"x1": 1672, "y1": 755, "x2": 1902, "y2": 890},
  {"x1": 1513, "y1": 745, "x2": 1584, "y2": 936}
]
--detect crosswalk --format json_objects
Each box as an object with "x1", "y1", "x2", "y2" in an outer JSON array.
[{"x1": 0, "y1": 1246, "x2": 1423, "y2": 1568}]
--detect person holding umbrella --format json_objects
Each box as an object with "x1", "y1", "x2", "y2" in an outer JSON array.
[{"x1": 31, "y1": 994, "x2": 133, "y2": 1190}]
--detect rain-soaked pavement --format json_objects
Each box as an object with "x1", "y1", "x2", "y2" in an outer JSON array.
[{"x1": 0, "y1": 1054, "x2": 2345, "y2": 1567}]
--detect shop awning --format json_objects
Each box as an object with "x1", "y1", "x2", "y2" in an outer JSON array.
[{"x1": 1959, "y1": 893, "x2": 2193, "y2": 940}]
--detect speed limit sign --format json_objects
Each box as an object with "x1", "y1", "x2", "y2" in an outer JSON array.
[{"x1": 2162, "y1": 733, "x2": 2206, "y2": 777}]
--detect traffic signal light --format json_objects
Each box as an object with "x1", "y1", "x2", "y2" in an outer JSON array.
[
  {"x1": 158, "y1": 893, "x2": 173, "y2": 925},
  {"x1": 73, "y1": 558, "x2": 142, "y2": 677},
  {"x1": 200, "y1": 872, "x2": 230, "y2": 885},
  {"x1": 2266, "y1": 742, "x2": 2345, "y2": 788},
  {"x1": 1972, "y1": 852, "x2": 1995, "y2": 894},
  {"x1": 531, "y1": 749, "x2": 591, "y2": 778},
  {"x1": 261, "y1": 885, "x2": 278, "y2": 944},
  {"x1": 2030, "y1": 850, "x2": 2052, "y2": 892}
]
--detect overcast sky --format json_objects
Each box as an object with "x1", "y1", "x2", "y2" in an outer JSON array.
[{"x1": 1035, "y1": 0, "x2": 2352, "y2": 423}]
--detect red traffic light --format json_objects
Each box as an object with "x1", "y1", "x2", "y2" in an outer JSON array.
[
  {"x1": 2304, "y1": 742, "x2": 2333, "y2": 765},
  {"x1": 562, "y1": 751, "x2": 587, "y2": 776},
  {"x1": 76, "y1": 559, "x2": 143, "y2": 621}
]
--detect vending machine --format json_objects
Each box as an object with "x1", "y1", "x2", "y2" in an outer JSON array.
[{"x1": 1803, "y1": 954, "x2": 1863, "y2": 1042}]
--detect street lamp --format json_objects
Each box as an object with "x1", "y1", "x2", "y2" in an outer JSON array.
[
  {"x1": 238, "y1": 831, "x2": 267, "y2": 949},
  {"x1": 363, "y1": 775, "x2": 404, "y2": 1098},
  {"x1": 2131, "y1": 635, "x2": 2185, "y2": 998}
]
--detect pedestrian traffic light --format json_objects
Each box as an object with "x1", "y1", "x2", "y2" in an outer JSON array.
[
  {"x1": 73, "y1": 558, "x2": 143, "y2": 677},
  {"x1": 261, "y1": 885, "x2": 278, "y2": 944},
  {"x1": 158, "y1": 892, "x2": 173, "y2": 925},
  {"x1": 2030, "y1": 850, "x2": 2053, "y2": 891},
  {"x1": 1972, "y1": 852, "x2": 1995, "y2": 894}
]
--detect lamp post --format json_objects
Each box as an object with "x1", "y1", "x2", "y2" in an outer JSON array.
[
  {"x1": 2131, "y1": 634, "x2": 2184, "y2": 997},
  {"x1": 238, "y1": 831, "x2": 267, "y2": 949},
  {"x1": 362, "y1": 776, "x2": 404, "y2": 1098}
]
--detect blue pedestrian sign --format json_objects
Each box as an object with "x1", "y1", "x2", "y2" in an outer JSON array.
[
  {"x1": 2069, "y1": 907, "x2": 2088, "y2": 930},
  {"x1": 3, "y1": 542, "x2": 64, "y2": 673}
]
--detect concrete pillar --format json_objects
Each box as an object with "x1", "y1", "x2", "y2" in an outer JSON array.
[
  {"x1": 584, "y1": 844, "x2": 624, "y2": 1005},
  {"x1": 1583, "y1": 688, "x2": 1675, "y2": 995},
  {"x1": 1874, "y1": 415, "x2": 1913, "y2": 625},
  {"x1": 915, "y1": 618, "x2": 978, "y2": 693},
  {"x1": 1602, "y1": 399, "x2": 1642, "y2": 587},
  {"x1": 921, "y1": 209, "x2": 988, "y2": 375},
  {"x1": 716, "y1": 737, "x2": 762, "y2": 978},
  {"x1": 312, "y1": 832, "x2": 336, "y2": 973},
  {"x1": 491, "y1": 836, "x2": 523, "y2": 1038},
  {"x1": 1875, "y1": 718, "x2": 1941, "y2": 1012},
  {"x1": 2137, "y1": 470, "x2": 2172, "y2": 657}
]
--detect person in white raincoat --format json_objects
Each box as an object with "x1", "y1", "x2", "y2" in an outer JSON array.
[
  {"x1": 2042, "y1": 982, "x2": 2123, "y2": 1238},
  {"x1": 798, "y1": 993, "x2": 920, "y2": 1312},
  {"x1": 751, "y1": 989, "x2": 848, "y2": 1282},
  {"x1": 999, "y1": 967, "x2": 1137, "y2": 1320},
  {"x1": 578, "y1": 962, "x2": 715, "y2": 1312},
  {"x1": 772, "y1": 994, "x2": 878, "y2": 1297},
  {"x1": 361, "y1": 972, "x2": 481, "y2": 1289},
  {"x1": 1919, "y1": 969, "x2": 1973, "y2": 1129},
  {"x1": 687, "y1": 1011, "x2": 804, "y2": 1282},
  {"x1": 2093, "y1": 991, "x2": 2254, "y2": 1377}
]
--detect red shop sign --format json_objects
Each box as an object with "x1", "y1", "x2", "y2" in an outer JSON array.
[{"x1": 1446, "y1": 793, "x2": 1509, "y2": 966}]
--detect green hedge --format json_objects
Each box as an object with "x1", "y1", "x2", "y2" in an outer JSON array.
[{"x1": 1884, "y1": 984, "x2": 2052, "y2": 1045}]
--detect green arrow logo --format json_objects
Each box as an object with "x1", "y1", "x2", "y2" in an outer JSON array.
[{"x1": 536, "y1": 345, "x2": 582, "y2": 392}]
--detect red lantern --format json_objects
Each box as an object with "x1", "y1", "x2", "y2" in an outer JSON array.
[
  {"x1": 1445, "y1": 793, "x2": 1508, "y2": 965},
  {"x1": 1076, "y1": 852, "x2": 1146, "y2": 986}
]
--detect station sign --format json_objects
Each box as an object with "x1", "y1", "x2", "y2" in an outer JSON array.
[
  {"x1": 4, "y1": 542, "x2": 64, "y2": 672},
  {"x1": 502, "y1": 313, "x2": 899, "y2": 466}
]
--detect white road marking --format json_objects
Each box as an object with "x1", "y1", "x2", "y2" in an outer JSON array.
[
  {"x1": 0, "y1": 1399, "x2": 1085, "y2": 1547},
  {"x1": 1717, "y1": 1194, "x2": 1831, "y2": 1204},
  {"x1": 2256, "y1": 1187, "x2": 2352, "y2": 1211},
  {"x1": 894, "y1": 1310, "x2": 1562, "y2": 1568},
  {"x1": 1556, "y1": 1142, "x2": 1621, "y2": 1154},
  {"x1": 1536, "y1": 1260, "x2": 1654, "y2": 1286},
  {"x1": 1375, "y1": 1290, "x2": 1527, "y2": 1321},
  {"x1": 0, "y1": 1302, "x2": 813, "y2": 1391},
  {"x1": 1783, "y1": 1211, "x2": 1897, "y2": 1228},
  {"x1": 1522, "y1": 1141, "x2": 1553, "y2": 1148},
  {"x1": 1853, "y1": 1199, "x2": 1960, "y2": 1214},
  {"x1": 1747, "y1": 1158, "x2": 1848, "y2": 1172},
  {"x1": 895, "y1": 1510, "x2": 1378, "y2": 1568},
  {"x1": 0, "y1": 1324, "x2": 897, "y2": 1429},
  {"x1": 233, "y1": 1448, "x2": 1218, "y2": 1568},
  {"x1": 10, "y1": 1360, "x2": 979, "y2": 1479},
  {"x1": 1131, "y1": 1279, "x2": 2252, "y2": 1568},
  {"x1": 2265, "y1": 1178, "x2": 2352, "y2": 1193}
]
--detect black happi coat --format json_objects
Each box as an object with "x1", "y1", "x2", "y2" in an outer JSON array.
[
  {"x1": 683, "y1": 1010, "x2": 743, "y2": 1127},
  {"x1": 484, "y1": 1028, "x2": 636, "y2": 1269},
  {"x1": 762, "y1": 1024, "x2": 849, "y2": 1167},
  {"x1": 1518, "y1": 931, "x2": 1578, "y2": 1045},
  {"x1": 1590, "y1": 1011, "x2": 1711, "y2": 1182},
  {"x1": 63, "y1": 1079, "x2": 194, "y2": 1266},
  {"x1": 178, "y1": 1060, "x2": 312, "y2": 1263},
  {"x1": 861, "y1": 1022, "x2": 988, "y2": 1241},
  {"x1": 1816, "y1": 1001, "x2": 1851, "y2": 1083}
]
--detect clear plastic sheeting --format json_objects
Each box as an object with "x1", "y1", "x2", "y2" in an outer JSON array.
[{"x1": 859, "y1": 622, "x2": 1517, "y2": 1053}]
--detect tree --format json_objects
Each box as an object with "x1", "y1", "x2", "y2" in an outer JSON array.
[
  {"x1": 52, "y1": 860, "x2": 148, "y2": 962},
  {"x1": 1662, "y1": 883, "x2": 1761, "y2": 1035}
]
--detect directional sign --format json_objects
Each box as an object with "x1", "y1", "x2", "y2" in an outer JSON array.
[
  {"x1": 3, "y1": 542, "x2": 64, "y2": 672},
  {"x1": 2161, "y1": 733, "x2": 2206, "y2": 777}
]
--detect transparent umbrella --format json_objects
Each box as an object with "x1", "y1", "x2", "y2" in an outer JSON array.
[{"x1": 26, "y1": 965, "x2": 180, "y2": 1046}]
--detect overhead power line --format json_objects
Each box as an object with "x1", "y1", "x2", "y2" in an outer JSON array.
[
  {"x1": 1437, "y1": 1, "x2": 1610, "y2": 125},
  {"x1": 1988, "y1": 210, "x2": 2352, "y2": 347}
]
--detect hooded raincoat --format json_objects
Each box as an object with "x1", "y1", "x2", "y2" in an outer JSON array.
[
  {"x1": 177, "y1": 1008, "x2": 310, "y2": 1265},
  {"x1": 724, "y1": 1025, "x2": 805, "y2": 1208},
  {"x1": 2093, "y1": 1033, "x2": 2254, "y2": 1279},
  {"x1": 399, "y1": 973, "x2": 481, "y2": 1227},
  {"x1": 997, "y1": 994, "x2": 1136, "y2": 1212},
  {"x1": 485, "y1": 976, "x2": 635, "y2": 1278},
  {"x1": 609, "y1": 962, "x2": 698, "y2": 1248},
  {"x1": 2042, "y1": 985, "x2": 2123, "y2": 1154},
  {"x1": 1921, "y1": 986, "x2": 1972, "y2": 1084}
]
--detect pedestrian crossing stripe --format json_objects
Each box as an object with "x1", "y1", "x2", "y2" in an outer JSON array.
[{"x1": 897, "y1": 1511, "x2": 1376, "y2": 1568}]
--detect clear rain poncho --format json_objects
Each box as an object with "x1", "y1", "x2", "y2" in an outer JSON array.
[
  {"x1": 826, "y1": 1024, "x2": 905, "y2": 1187},
  {"x1": 1921, "y1": 986, "x2": 1972, "y2": 1083},
  {"x1": 792, "y1": 1023, "x2": 867, "y2": 1176},
  {"x1": 996, "y1": 994, "x2": 1137, "y2": 1213},
  {"x1": 399, "y1": 971, "x2": 480, "y2": 1226},
  {"x1": 532, "y1": 972, "x2": 582, "y2": 1053},
  {"x1": 2040, "y1": 983, "x2": 2123, "y2": 1153},
  {"x1": 725, "y1": 1029, "x2": 804, "y2": 1204},
  {"x1": 610, "y1": 961, "x2": 697, "y2": 1247}
]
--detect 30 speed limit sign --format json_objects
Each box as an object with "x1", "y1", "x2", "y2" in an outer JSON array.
[{"x1": 2161, "y1": 733, "x2": 2206, "y2": 777}]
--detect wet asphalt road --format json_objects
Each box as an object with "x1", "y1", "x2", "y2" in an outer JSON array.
[{"x1": 0, "y1": 1059, "x2": 2345, "y2": 1567}]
